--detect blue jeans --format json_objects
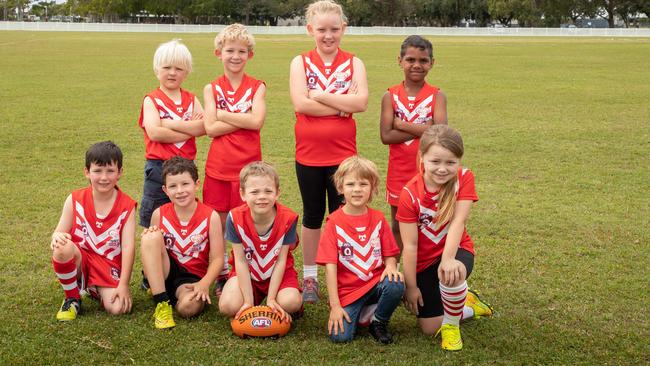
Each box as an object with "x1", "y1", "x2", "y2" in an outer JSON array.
[
  {"x1": 139, "y1": 159, "x2": 170, "y2": 228},
  {"x1": 329, "y1": 277, "x2": 405, "y2": 343}
]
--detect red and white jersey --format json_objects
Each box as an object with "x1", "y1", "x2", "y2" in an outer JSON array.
[
  {"x1": 295, "y1": 48, "x2": 357, "y2": 166},
  {"x1": 159, "y1": 201, "x2": 214, "y2": 278},
  {"x1": 396, "y1": 169, "x2": 478, "y2": 273},
  {"x1": 138, "y1": 88, "x2": 197, "y2": 161},
  {"x1": 206, "y1": 74, "x2": 264, "y2": 181},
  {"x1": 386, "y1": 82, "x2": 439, "y2": 202},
  {"x1": 70, "y1": 187, "x2": 137, "y2": 269},
  {"x1": 228, "y1": 203, "x2": 299, "y2": 282},
  {"x1": 316, "y1": 207, "x2": 400, "y2": 307}
]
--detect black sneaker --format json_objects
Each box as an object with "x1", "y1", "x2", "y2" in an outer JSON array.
[{"x1": 369, "y1": 320, "x2": 393, "y2": 344}]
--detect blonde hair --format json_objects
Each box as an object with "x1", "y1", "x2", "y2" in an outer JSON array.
[
  {"x1": 214, "y1": 23, "x2": 255, "y2": 51},
  {"x1": 333, "y1": 156, "x2": 380, "y2": 203},
  {"x1": 305, "y1": 0, "x2": 348, "y2": 24},
  {"x1": 419, "y1": 125, "x2": 464, "y2": 229},
  {"x1": 153, "y1": 39, "x2": 192, "y2": 75},
  {"x1": 240, "y1": 161, "x2": 280, "y2": 191}
]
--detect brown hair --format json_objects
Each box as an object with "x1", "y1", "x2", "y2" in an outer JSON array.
[
  {"x1": 162, "y1": 156, "x2": 199, "y2": 185},
  {"x1": 419, "y1": 125, "x2": 464, "y2": 228},
  {"x1": 239, "y1": 161, "x2": 280, "y2": 191},
  {"x1": 333, "y1": 155, "x2": 380, "y2": 203}
]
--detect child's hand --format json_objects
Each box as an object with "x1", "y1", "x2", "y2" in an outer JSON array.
[
  {"x1": 235, "y1": 302, "x2": 253, "y2": 320},
  {"x1": 437, "y1": 259, "x2": 466, "y2": 287},
  {"x1": 405, "y1": 286, "x2": 423, "y2": 315},
  {"x1": 267, "y1": 299, "x2": 291, "y2": 323},
  {"x1": 187, "y1": 281, "x2": 211, "y2": 304},
  {"x1": 191, "y1": 111, "x2": 204, "y2": 121},
  {"x1": 380, "y1": 266, "x2": 404, "y2": 282},
  {"x1": 50, "y1": 232, "x2": 72, "y2": 250},
  {"x1": 328, "y1": 306, "x2": 351, "y2": 336},
  {"x1": 111, "y1": 284, "x2": 132, "y2": 313},
  {"x1": 141, "y1": 226, "x2": 160, "y2": 236}
]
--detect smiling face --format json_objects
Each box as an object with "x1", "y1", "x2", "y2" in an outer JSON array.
[
  {"x1": 216, "y1": 40, "x2": 253, "y2": 75},
  {"x1": 156, "y1": 64, "x2": 188, "y2": 91},
  {"x1": 240, "y1": 175, "x2": 279, "y2": 217},
  {"x1": 399, "y1": 46, "x2": 433, "y2": 83},
  {"x1": 420, "y1": 144, "x2": 460, "y2": 190},
  {"x1": 339, "y1": 173, "x2": 372, "y2": 214},
  {"x1": 85, "y1": 162, "x2": 122, "y2": 194},
  {"x1": 307, "y1": 12, "x2": 346, "y2": 56},
  {"x1": 162, "y1": 172, "x2": 198, "y2": 208}
]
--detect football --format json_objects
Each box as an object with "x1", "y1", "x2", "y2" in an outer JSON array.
[{"x1": 230, "y1": 305, "x2": 291, "y2": 338}]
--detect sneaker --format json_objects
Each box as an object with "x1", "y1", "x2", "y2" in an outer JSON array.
[
  {"x1": 436, "y1": 324, "x2": 463, "y2": 351},
  {"x1": 369, "y1": 320, "x2": 393, "y2": 344},
  {"x1": 358, "y1": 303, "x2": 378, "y2": 327},
  {"x1": 56, "y1": 298, "x2": 81, "y2": 322},
  {"x1": 153, "y1": 300, "x2": 176, "y2": 329},
  {"x1": 214, "y1": 277, "x2": 227, "y2": 298},
  {"x1": 465, "y1": 289, "x2": 493, "y2": 319},
  {"x1": 302, "y1": 277, "x2": 320, "y2": 304}
]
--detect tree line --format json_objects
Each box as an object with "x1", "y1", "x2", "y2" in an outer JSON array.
[{"x1": 6, "y1": 0, "x2": 650, "y2": 28}]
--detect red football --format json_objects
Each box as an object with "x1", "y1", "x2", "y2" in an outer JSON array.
[{"x1": 230, "y1": 305, "x2": 291, "y2": 338}]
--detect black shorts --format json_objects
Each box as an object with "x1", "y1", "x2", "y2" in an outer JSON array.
[
  {"x1": 295, "y1": 161, "x2": 343, "y2": 229},
  {"x1": 416, "y1": 248, "x2": 474, "y2": 318},
  {"x1": 165, "y1": 255, "x2": 201, "y2": 306},
  {"x1": 139, "y1": 159, "x2": 171, "y2": 228}
]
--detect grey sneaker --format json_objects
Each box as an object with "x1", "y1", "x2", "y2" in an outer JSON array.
[{"x1": 302, "y1": 277, "x2": 320, "y2": 304}]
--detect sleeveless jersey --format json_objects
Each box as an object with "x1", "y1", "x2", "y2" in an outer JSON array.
[
  {"x1": 295, "y1": 48, "x2": 357, "y2": 166},
  {"x1": 138, "y1": 88, "x2": 197, "y2": 160},
  {"x1": 316, "y1": 207, "x2": 400, "y2": 307},
  {"x1": 386, "y1": 82, "x2": 439, "y2": 198},
  {"x1": 70, "y1": 187, "x2": 137, "y2": 271},
  {"x1": 206, "y1": 74, "x2": 264, "y2": 181},
  {"x1": 396, "y1": 169, "x2": 478, "y2": 273},
  {"x1": 228, "y1": 203, "x2": 299, "y2": 282},
  {"x1": 159, "y1": 201, "x2": 214, "y2": 278}
]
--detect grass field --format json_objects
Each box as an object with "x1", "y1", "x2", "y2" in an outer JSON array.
[{"x1": 1, "y1": 31, "x2": 649, "y2": 364}]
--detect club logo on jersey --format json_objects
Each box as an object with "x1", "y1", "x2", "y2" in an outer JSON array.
[
  {"x1": 163, "y1": 233, "x2": 175, "y2": 250},
  {"x1": 110, "y1": 266, "x2": 120, "y2": 281},
  {"x1": 370, "y1": 237, "x2": 381, "y2": 258},
  {"x1": 161, "y1": 112, "x2": 171, "y2": 119},
  {"x1": 340, "y1": 242, "x2": 353, "y2": 261},
  {"x1": 219, "y1": 99, "x2": 228, "y2": 109},
  {"x1": 176, "y1": 106, "x2": 184, "y2": 113},
  {"x1": 236, "y1": 101, "x2": 252, "y2": 112},
  {"x1": 358, "y1": 233, "x2": 366, "y2": 242},
  {"x1": 181, "y1": 229, "x2": 188, "y2": 235},
  {"x1": 190, "y1": 234, "x2": 204, "y2": 244},
  {"x1": 409, "y1": 103, "x2": 415, "y2": 108},
  {"x1": 260, "y1": 243, "x2": 268, "y2": 251},
  {"x1": 418, "y1": 213, "x2": 434, "y2": 227},
  {"x1": 334, "y1": 72, "x2": 349, "y2": 90},
  {"x1": 108, "y1": 230, "x2": 120, "y2": 247},
  {"x1": 244, "y1": 247, "x2": 254, "y2": 261},
  {"x1": 307, "y1": 72, "x2": 318, "y2": 89},
  {"x1": 182, "y1": 111, "x2": 192, "y2": 121},
  {"x1": 325, "y1": 68, "x2": 331, "y2": 75},
  {"x1": 96, "y1": 221, "x2": 103, "y2": 228}
]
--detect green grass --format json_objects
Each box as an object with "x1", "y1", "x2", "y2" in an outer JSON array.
[{"x1": 1, "y1": 32, "x2": 649, "y2": 364}]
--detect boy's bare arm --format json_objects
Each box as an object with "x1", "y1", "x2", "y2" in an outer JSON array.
[
  {"x1": 113, "y1": 210, "x2": 136, "y2": 312},
  {"x1": 203, "y1": 84, "x2": 239, "y2": 138},
  {"x1": 216, "y1": 84, "x2": 266, "y2": 130},
  {"x1": 266, "y1": 245, "x2": 290, "y2": 320},
  {"x1": 160, "y1": 96, "x2": 206, "y2": 137},
  {"x1": 188, "y1": 211, "x2": 224, "y2": 303},
  {"x1": 51, "y1": 195, "x2": 74, "y2": 248},
  {"x1": 232, "y1": 244, "x2": 255, "y2": 311},
  {"x1": 379, "y1": 92, "x2": 417, "y2": 145},
  {"x1": 289, "y1": 56, "x2": 340, "y2": 116},
  {"x1": 307, "y1": 57, "x2": 369, "y2": 114},
  {"x1": 142, "y1": 97, "x2": 194, "y2": 143}
]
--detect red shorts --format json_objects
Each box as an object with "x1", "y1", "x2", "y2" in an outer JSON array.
[
  {"x1": 385, "y1": 183, "x2": 402, "y2": 207},
  {"x1": 229, "y1": 266, "x2": 301, "y2": 306},
  {"x1": 78, "y1": 249, "x2": 121, "y2": 297},
  {"x1": 203, "y1": 175, "x2": 244, "y2": 213}
]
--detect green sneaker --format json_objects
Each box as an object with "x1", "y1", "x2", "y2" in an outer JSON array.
[
  {"x1": 436, "y1": 323, "x2": 463, "y2": 351},
  {"x1": 56, "y1": 298, "x2": 81, "y2": 322},
  {"x1": 153, "y1": 301, "x2": 176, "y2": 329},
  {"x1": 465, "y1": 289, "x2": 493, "y2": 319}
]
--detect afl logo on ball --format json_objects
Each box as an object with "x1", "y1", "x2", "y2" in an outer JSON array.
[{"x1": 251, "y1": 317, "x2": 272, "y2": 328}]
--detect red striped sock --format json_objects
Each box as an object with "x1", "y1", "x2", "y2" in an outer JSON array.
[
  {"x1": 440, "y1": 281, "x2": 468, "y2": 327},
  {"x1": 52, "y1": 258, "x2": 80, "y2": 299}
]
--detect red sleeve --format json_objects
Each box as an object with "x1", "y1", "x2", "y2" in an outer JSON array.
[
  {"x1": 457, "y1": 169, "x2": 479, "y2": 202},
  {"x1": 315, "y1": 218, "x2": 338, "y2": 265},
  {"x1": 379, "y1": 216, "x2": 400, "y2": 257},
  {"x1": 395, "y1": 186, "x2": 418, "y2": 223}
]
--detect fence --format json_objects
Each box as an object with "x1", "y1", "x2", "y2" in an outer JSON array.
[{"x1": 2, "y1": 21, "x2": 650, "y2": 37}]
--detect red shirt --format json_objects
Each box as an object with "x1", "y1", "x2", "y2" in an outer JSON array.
[
  {"x1": 396, "y1": 169, "x2": 478, "y2": 273},
  {"x1": 159, "y1": 201, "x2": 214, "y2": 278},
  {"x1": 295, "y1": 48, "x2": 357, "y2": 166},
  {"x1": 70, "y1": 187, "x2": 137, "y2": 271},
  {"x1": 386, "y1": 82, "x2": 439, "y2": 198},
  {"x1": 316, "y1": 207, "x2": 400, "y2": 307},
  {"x1": 227, "y1": 203, "x2": 299, "y2": 282},
  {"x1": 138, "y1": 88, "x2": 197, "y2": 160},
  {"x1": 206, "y1": 74, "x2": 264, "y2": 181}
]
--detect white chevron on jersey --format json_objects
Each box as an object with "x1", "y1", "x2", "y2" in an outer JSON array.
[
  {"x1": 393, "y1": 94, "x2": 433, "y2": 123},
  {"x1": 162, "y1": 216, "x2": 208, "y2": 264},
  {"x1": 335, "y1": 222, "x2": 383, "y2": 281},
  {"x1": 416, "y1": 199, "x2": 450, "y2": 245},
  {"x1": 153, "y1": 97, "x2": 194, "y2": 149},
  {"x1": 304, "y1": 57, "x2": 351, "y2": 94},
  {"x1": 73, "y1": 202, "x2": 127, "y2": 260},
  {"x1": 213, "y1": 85, "x2": 253, "y2": 113},
  {"x1": 238, "y1": 226, "x2": 285, "y2": 281}
]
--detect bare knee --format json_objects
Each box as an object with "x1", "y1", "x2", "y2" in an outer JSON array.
[
  {"x1": 52, "y1": 242, "x2": 75, "y2": 262},
  {"x1": 176, "y1": 298, "x2": 204, "y2": 318},
  {"x1": 277, "y1": 289, "x2": 302, "y2": 313},
  {"x1": 419, "y1": 317, "x2": 443, "y2": 335},
  {"x1": 103, "y1": 301, "x2": 127, "y2": 316},
  {"x1": 140, "y1": 231, "x2": 164, "y2": 252}
]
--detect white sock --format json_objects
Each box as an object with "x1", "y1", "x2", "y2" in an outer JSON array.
[
  {"x1": 462, "y1": 306, "x2": 474, "y2": 320},
  {"x1": 440, "y1": 281, "x2": 468, "y2": 327},
  {"x1": 303, "y1": 265, "x2": 318, "y2": 280}
]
